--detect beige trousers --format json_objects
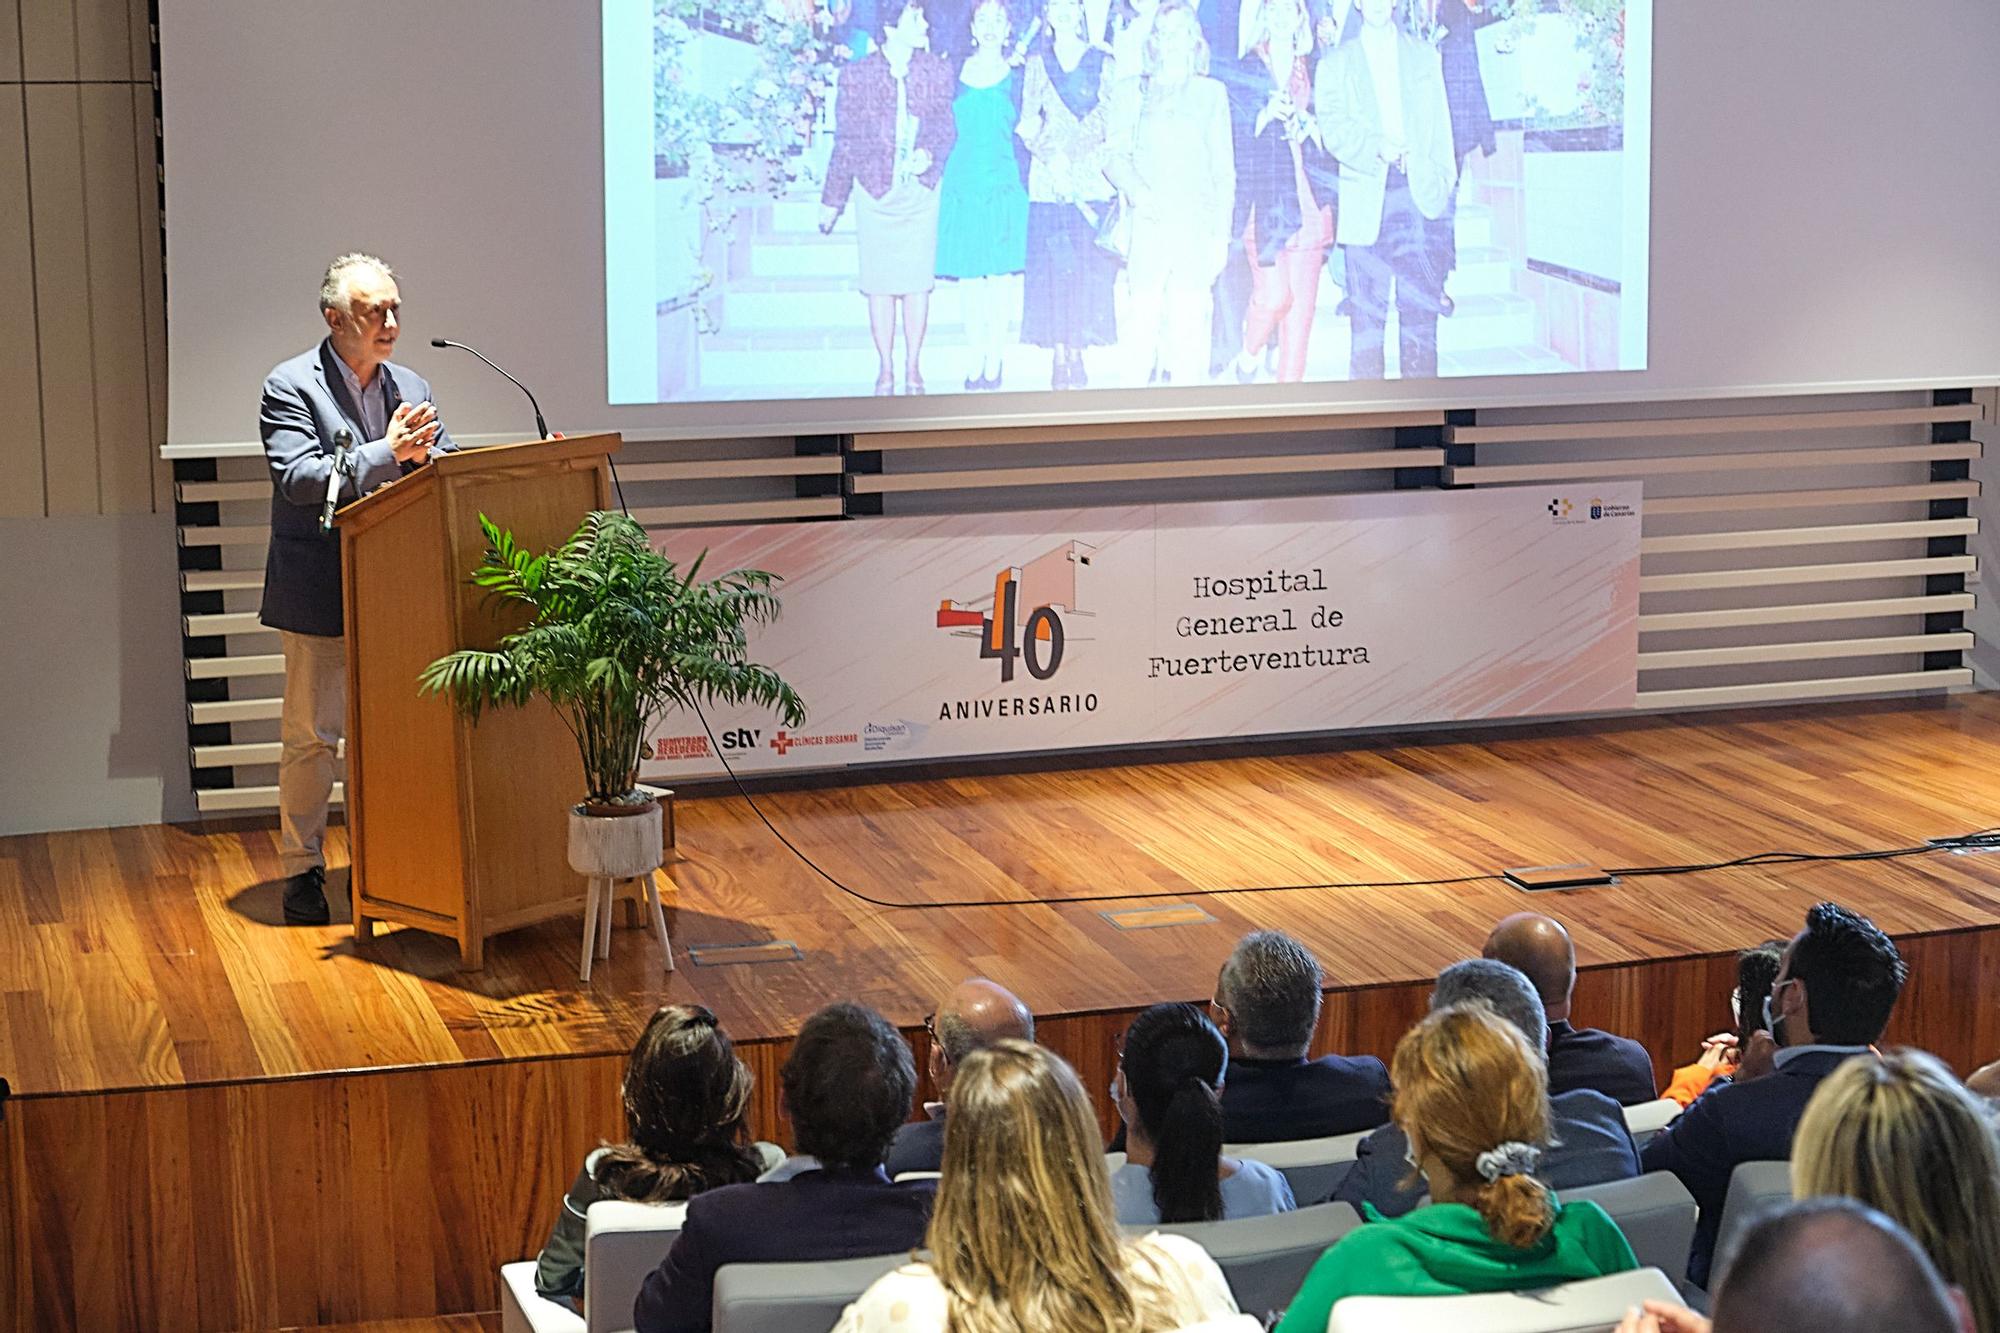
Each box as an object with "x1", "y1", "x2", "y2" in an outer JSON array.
[{"x1": 278, "y1": 630, "x2": 346, "y2": 876}]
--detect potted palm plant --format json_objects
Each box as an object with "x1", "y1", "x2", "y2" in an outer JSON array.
[{"x1": 419, "y1": 510, "x2": 804, "y2": 918}]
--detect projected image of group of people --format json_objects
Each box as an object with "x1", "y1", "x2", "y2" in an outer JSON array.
[{"x1": 609, "y1": 0, "x2": 1647, "y2": 403}]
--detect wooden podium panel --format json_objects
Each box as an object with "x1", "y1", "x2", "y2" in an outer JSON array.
[{"x1": 338, "y1": 435, "x2": 619, "y2": 965}]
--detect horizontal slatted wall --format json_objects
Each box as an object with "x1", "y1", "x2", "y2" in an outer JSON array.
[
  {"x1": 170, "y1": 393, "x2": 1987, "y2": 813},
  {"x1": 166, "y1": 434, "x2": 849, "y2": 814},
  {"x1": 1442, "y1": 393, "x2": 1983, "y2": 708}
]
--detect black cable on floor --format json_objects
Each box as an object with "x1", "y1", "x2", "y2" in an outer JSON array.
[{"x1": 684, "y1": 698, "x2": 2000, "y2": 912}]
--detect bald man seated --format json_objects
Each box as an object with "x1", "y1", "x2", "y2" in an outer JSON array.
[
  {"x1": 1614, "y1": 1197, "x2": 1973, "y2": 1333},
  {"x1": 884, "y1": 978, "x2": 1035, "y2": 1176},
  {"x1": 1484, "y1": 912, "x2": 1658, "y2": 1105}
]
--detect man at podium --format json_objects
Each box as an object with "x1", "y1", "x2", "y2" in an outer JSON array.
[{"x1": 257, "y1": 253, "x2": 455, "y2": 926}]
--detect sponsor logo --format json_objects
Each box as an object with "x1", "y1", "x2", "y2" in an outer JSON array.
[
  {"x1": 936, "y1": 541, "x2": 1095, "y2": 683},
  {"x1": 861, "y1": 719, "x2": 927, "y2": 753},
  {"x1": 647, "y1": 734, "x2": 711, "y2": 761},
  {"x1": 719, "y1": 727, "x2": 761, "y2": 751},
  {"x1": 1550, "y1": 495, "x2": 1635, "y2": 525},
  {"x1": 769, "y1": 729, "x2": 859, "y2": 756}
]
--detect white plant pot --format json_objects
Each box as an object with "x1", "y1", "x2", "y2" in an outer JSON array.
[{"x1": 568, "y1": 800, "x2": 666, "y2": 880}]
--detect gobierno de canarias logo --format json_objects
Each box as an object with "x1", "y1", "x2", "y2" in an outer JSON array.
[{"x1": 935, "y1": 541, "x2": 1095, "y2": 683}]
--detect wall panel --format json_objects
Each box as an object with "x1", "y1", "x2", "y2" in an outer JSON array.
[
  {"x1": 17, "y1": 0, "x2": 76, "y2": 81},
  {"x1": 0, "y1": 0, "x2": 22, "y2": 81},
  {"x1": 80, "y1": 82, "x2": 151, "y2": 512},
  {"x1": 0, "y1": 93, "x2": 46, "y2": 516},
  {"x1": 71, "y1": 0, "x2": 130, "y2": 81},
  {"x1": 24, "y1": 84, "x2": 99, "y2": 514}
]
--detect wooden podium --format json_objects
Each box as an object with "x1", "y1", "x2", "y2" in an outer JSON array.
[{"x1": 336, "y1": 434, "x2": 621, "y2": 966}]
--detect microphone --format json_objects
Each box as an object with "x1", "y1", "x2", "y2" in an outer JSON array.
[
  {"x1": 430, "y1": 337, "x2": 550, "y2": 440},
  {"x1": 320, "y1": 427, "x2": 354, "y2": 533}
]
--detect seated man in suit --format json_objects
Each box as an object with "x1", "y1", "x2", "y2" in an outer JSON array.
[
  {"x1": 260, "y1": 252, "x2": 452, "y2": 926},
  {"x1": 633, "y1": 1002, "x2": 934, "y2": 1333},
  {"x1": 884, "y1": 977, "x2": 1034, "y2": 1176},
  {"x1": 1640, "y1": 901, "x2": 1907, "y2": 1290},
  {"x1": 1334, "y1": 958, "x2": 1640, "y2": 1216},
  {"x1": 1211, "y1": 930, "x2": 1392, "y2": 1142},
  {"x1": 1485, "y1": 912, "x2": 1658, "y2": 1104}
]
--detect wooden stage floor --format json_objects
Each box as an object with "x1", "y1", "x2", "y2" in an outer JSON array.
[
  {"x1": 9, "y1": 694, "x2": 2000, "y2": 1099},
  {"x1": 9, "y1": 694, "x2": 2000, "y2": 1330}
]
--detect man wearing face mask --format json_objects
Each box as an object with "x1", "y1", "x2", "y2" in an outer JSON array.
[{"x1": 1639, "y1": 902, "x2": 1906, "y2": 1291}]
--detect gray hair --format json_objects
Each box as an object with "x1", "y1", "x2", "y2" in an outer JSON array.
[
  {"x1": 933, "y1": 1007, "x2": 1033, "y2": 1065},
  {"x1": 1216, "y1": 930, "x2": 1323, "y2": 1054},
  {"x1": 319, "y1": 252, "x2": 394, "y2": 313},
  {"x1": 1432, "y1": 959, "x2": 1547, "y2": 1048}
]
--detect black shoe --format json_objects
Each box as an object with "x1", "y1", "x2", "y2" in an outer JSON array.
[{"x1": 283, "y1": 866, "x2": 331, "y2": 926}]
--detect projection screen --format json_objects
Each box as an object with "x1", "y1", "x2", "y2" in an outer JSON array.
[{"x1": 158, "y1": 1, "x2": 2000, "y2": 445}]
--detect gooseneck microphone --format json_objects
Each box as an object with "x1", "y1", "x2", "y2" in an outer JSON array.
[
  {"x1": 320, "y1": 427, "x2": 354, "y2": 534},
  {"x1": 430, "y1": 337, "x2": 550, "y2": 439}
]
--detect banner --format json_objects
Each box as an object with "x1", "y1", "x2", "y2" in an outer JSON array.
[{"x1": 641, "y1": 484, "x2": 1642, "y2": 779}]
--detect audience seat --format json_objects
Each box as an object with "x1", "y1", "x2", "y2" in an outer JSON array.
[
  {"x1": 1563, "y1": 1173, "x2": 1698, "y2": 1281},
  {"x1": 1708, "y1": 1160, "x2": 1791, "y2": 1288},
  {"x1": 1621, "y1": 1098, "x2": 1681, "y2": 1148},
  {"x1": 711, "y1": 1251, "x2": 911, "y2": 1333},
  {"x1": 1223, "y1": 1130, "x2": 1372, "y2": 1205},
  {"x1": 1324, "y1": 1266, "x2": 1681, "y2": 1332},
  {"x1": 499, "y1": 1199, "x2": 689, "y2": 1333},
  {"x1": 1144, "y1": 1200, "x2": 1365, "y2": 1319},
  {"x1": 501, "y1": 1263, "x2": 579, "y2": 1333}
]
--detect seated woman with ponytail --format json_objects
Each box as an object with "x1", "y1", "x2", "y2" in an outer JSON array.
[
  {"x1": 534, "y1": 1004, "x2": 782, "y2": 1307},
  {"x1": 1111, "y1": 1002, "x2": 1296, "y2": 1225},
  {"x1": 1273, "y1": 1003, "x2": 1637, "y2": 1332}
]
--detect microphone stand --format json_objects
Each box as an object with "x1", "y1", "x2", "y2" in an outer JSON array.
[{"x1": 320, "y1": 427, "x2": 355, "y2": 534}]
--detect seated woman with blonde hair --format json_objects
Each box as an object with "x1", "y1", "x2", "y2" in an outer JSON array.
[
  {"x1": 1792, "y1": 1048, "x2": 2000, "y2": 1333},
  {"x1": 835, "y1": 1038, "x2": 1260, "y2": 1333},
  {"x1": 1274, "y1": 1002, "x2": 1637, "y2": 1332}
]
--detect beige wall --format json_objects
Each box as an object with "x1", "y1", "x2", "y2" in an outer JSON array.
[{"x1": 0, "y1": 0, "x2": 166, "y2": 519}]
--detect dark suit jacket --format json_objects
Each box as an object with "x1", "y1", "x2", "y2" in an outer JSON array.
[
  {"x1": 1639, "y1": 1048, "x2": 1860, "y2": 1288},
  {"x1": 1333, "y1": 1087, "x2": 1642, "y2": 1217},
  {"x1": 1547, "y1": 1020, "x2": 1657, "y2": 1106},
  {"x1": 883, "y1": 1114, "x2": 946, "y2": 1176},
  {"x1": 822, "y1": 50, "x2": 956, "y2": 214},
  {"x1": 1221, "y1": 1054, "x2": 1393, "y2": 1143},
  {"x1": 632, "y1": 1167, "x2": 934, "y2": 1333},
  {"x1": 258, "y1": 340, "x2": 454, "y2": 636}
]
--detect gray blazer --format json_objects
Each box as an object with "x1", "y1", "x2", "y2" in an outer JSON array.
[
  {"x1": 257, "y1": 339, "x2": 454, "y2": 636},
  {"x1": 1332, "y1": 1087, "x2": 1642, "y2": 1217}
]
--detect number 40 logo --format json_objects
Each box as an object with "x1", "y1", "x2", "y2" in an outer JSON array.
[{"x1": 979, "y1": 573, "x2": 1064, "y2": 683}]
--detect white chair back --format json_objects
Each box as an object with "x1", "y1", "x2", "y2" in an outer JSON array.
[
  {"x1": 712, "y1": 1251, "x2": 911, "y2": 1333},
  {"x1": 1708, "y1": 1159, "x2": 1791, "y2": 1288},
  {"x1": 583, "y1": 1199, "x2": 689, "y2": 1333},
  {"x1": 1145, "y1": 1201, "x2": 1364, "y2": 1319},
  {"x1": 1621, "y1": 1098, "x2": 1681, "y2": 1149},
  {"x1": 1225, "y1": 1130, "x2": 1372, "y2": 1205},
  {"x1": 1325, "y1": 1266, "x2": 1681, "y2": 1332},
  {"x1": 1563, "y1": 1173, "x2": 1697, "y2": 1282}
]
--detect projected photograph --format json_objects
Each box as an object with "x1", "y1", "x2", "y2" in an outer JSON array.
[{"x1": 603, "y1": 0, "x2": 1650, "y2": 403}]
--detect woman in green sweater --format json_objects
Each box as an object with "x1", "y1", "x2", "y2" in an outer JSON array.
[{"x1": 1275, "y1": 1001, "x2": 1637, "y2": 1331}]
